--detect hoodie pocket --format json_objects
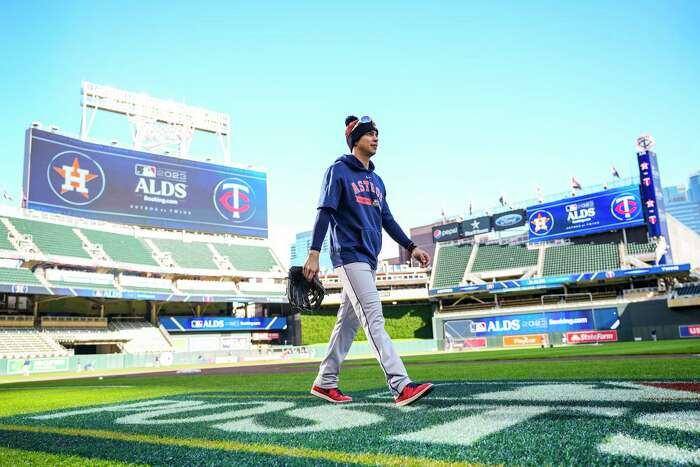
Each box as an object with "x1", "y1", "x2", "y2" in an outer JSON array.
[{"x1": 360, "y1": 229, "x2": 382, "y2": 258}]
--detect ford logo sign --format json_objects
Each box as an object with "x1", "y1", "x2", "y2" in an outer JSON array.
[{"x1": 495, "y1": 213, "x2": 523, "y2": 227}]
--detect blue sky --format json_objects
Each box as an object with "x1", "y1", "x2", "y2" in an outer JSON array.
[{"x1": 1, "y1": 1, "x2": 698, "y2": 262}]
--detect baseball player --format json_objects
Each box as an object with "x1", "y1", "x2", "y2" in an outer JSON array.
[{"x1": 303, "y1": 115, "x2": 434, "y2": 406}]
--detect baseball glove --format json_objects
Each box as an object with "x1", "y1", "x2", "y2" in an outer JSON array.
[{"x1": 286, "y1": 266, "x2": 325, "y2": 313}]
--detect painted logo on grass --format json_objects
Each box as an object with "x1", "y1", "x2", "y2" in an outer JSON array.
[{"x1": 6, "y1": 381, "x2": 700, "y2": 465}]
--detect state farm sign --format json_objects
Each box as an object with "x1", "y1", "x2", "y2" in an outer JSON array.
[{"x1": 566, "y1": 330, "x2": 618, "y2": 344}]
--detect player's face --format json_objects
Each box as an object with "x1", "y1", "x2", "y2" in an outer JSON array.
[{"x1": 356, "y1": 130, "x2": 379, "y2": 156}]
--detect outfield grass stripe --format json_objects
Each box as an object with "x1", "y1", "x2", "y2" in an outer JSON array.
[
  {"x1": 0, "y1": 424, "x2": 485, "y2": 467},
  {"x1": 598, "y1": 433, "x2": 700, "y2": 464},
  {"x1": 0, "y1": 446, "x2": 147, "y2": 466}
]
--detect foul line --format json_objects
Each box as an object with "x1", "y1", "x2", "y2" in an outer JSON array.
[{"x1": 0, "y1": 423, "x2": 484, "y2": 467}]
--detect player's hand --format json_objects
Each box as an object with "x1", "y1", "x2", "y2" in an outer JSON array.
[
  {"x1": 303, "y1": 250, "x2": 320, "y2": 282},
  {"x1": 412, "y1": 247, "x2": 430, "y2": 268}
]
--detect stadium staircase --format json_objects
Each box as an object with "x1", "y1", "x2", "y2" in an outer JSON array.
[
  {"x1": 73, "y1": 228, "x2": 111, "y2": 263},
  {"x1": 209, "y1": 244, "x2": 235, "y2": 272},
  {"x1": 142, "y1": 238, "x2": 176, "y2": 269}
]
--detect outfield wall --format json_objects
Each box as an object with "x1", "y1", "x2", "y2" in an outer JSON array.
[
  {"x1": 433, "y1": 298, "x2": 700, "y2": 349},
  {"x1": 618, "y1": 298, "x2": 700, "y2": 340}
]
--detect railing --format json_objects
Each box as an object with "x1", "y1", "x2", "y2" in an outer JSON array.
[{"x1": 541, "y1": 292, "x2": 592, "y2": 306}]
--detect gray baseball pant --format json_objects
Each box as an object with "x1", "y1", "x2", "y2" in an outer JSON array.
[{"x1": 313, "y1": 261, "x2": 411, "y2": 397}]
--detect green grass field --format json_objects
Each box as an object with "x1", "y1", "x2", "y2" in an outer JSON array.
[{"x1": 0, "y1": 340, "x2": 698, "y2": 466}]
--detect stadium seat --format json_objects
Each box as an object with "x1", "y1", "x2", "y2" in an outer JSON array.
[
  {"x1": 0, "y1": 267, "x2": 43, "y2": 286},
  {"x1": 0, "y1": 220, "x2": 18, "y2": 252},
  {"x1": 0, "y1": 328, "x2": 68, "y2": 358},
  {"x1": 626, "y1": 241, "x2": 656, "y2": 255},
  {"x1": 10, "y1": 217, "x2": 91, "y2": 259},
  {"x1": 471, "y1": 244, "x2": 539, "y2": 273},
  {"x1": 109, "y1": 320, "x2": 172, "y2": 353},
  {"x1": 150, "y1": 238, "x2": 219, "y2": 270},
  {"x1": 80, "y1": 228, "x2": 160, "y2": 267},
  {"x1": 212, "y1": 243, "x2": 280, "y2": 272},
  {"x1": 431, "y1": 244, "x2": 473, "y2": 288},
  {"x1": 543, "y1": 242, "x2": 620, "y2": 276}
]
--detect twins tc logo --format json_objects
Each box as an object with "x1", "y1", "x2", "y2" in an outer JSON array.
[
  {"x1": 528, "y1": 210, "x2": 554, "y2": 236},
  {"x1": 47, "y1": 151, "x2": 106, "y2": 205},
  {"x1": 213, "y1": 178, "x2": 256, "y2": 222},
  {"x1": 610, "y1": 193, "x2": 641, "y2": 221}
]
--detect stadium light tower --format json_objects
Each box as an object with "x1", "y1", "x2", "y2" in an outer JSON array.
[{"x1": 80, "y1": 81, "x2": 231, "y2": 162}]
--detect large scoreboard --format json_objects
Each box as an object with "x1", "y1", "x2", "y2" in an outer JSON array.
[
  {"x1": 23, "y1": 129, "x2": 268, "y2": 237},
  {"x1": 526, "y1": 185, "x2": 644, "y2": 243}
]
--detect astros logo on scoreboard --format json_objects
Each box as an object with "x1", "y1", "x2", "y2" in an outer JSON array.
[
  {"x1": 610, "y1": 193, "x2": 641, "y2": 221},
  {"x1": 528, "y1": 210, "x2": 554, "y2": 236},
  {"x1": 213, "y1": 177, "x2": 256, "y2": 223},
  {"x1": 47, "y1": 151, "x2": 106, "y2": 206}
]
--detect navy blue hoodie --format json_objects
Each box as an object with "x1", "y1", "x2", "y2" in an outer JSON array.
[{"x1": 317, "y1": 155, "x2": 412, "y2": 270}]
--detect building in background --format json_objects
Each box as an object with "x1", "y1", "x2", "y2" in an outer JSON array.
[
  {"x1": 289, "y1": 231, "x2": 333, "y2": 273},
  {"x1": 663, "y1": 171, "x2": 700, "y2": 234},
  {"x1": 399, "y1": 221, "x2": 443, "y2": 267}
]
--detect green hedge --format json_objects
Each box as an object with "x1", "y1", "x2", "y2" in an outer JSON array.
[{"x1": 301, "y1": 303, "x2": 433, "y2": 345}]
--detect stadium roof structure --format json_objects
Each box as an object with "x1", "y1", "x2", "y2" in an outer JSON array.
[{"x1": 80, "y1": 81, "x2": 231, "y2": 162}]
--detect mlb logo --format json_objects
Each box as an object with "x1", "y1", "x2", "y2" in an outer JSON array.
[
  {"x1": 191, "y1": 319, "x2": 204, "y2": 328},
  {"x1": 470, "y1": 321, "x2": 487, "y2": 333},
  {"x1": 135, "y1": 164, "x2": 157, "y2": 178}
]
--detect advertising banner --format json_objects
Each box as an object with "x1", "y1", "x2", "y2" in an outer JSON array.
[
  {"x1": 445, "y1": 308, "x2": 618, "y2": 338},
  {"x1": 467, "y1": 310, "x2": 594, "y2": 336},
  {"x1": 23, "y1": 128, "x2": 268, "y2": 237},
  {"x1": 492, "y1": 209, "x2": 527, "y2": 231},
  {"x1": 432, "y1": 222, "x2": 461, "y2": 243},
  {"x1": 526, "y1": 185, "x2": 645, "y2": 243},
  {"x1": 6, "y1": 357, "x2": 69, "y2": 375},
  {"x1": 160, "y1": 316, "x2": 287, "y2": 332},
  {"x1": 679, "y1": 324, "x2": 700, "y2": 338},
  {"x1": 461, "y1": 216, "x2": 491, "y2": 237},
  {"x1": 252, "y1": 332, "x2": 280, "y2": 341},
  {"x1": 449, "y1": 337, "x2": 487, "y2": 350},
  {"x1": 431, "y1": 263, "x2": 690, "y2": 296},
  {"x1": 565, "y1": 330, "x2": 618, "y2": 344},
  {"x1": 503, "y1": 334, "x2": 547, "y2": 347}
]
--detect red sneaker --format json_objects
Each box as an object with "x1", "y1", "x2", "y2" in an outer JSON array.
[
  {"x1": 395, "y1": 382, "x2": 434, "y2": 406},
  {"x1": 310, "y1": 385, "x2": 353, "y2": 403}
]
